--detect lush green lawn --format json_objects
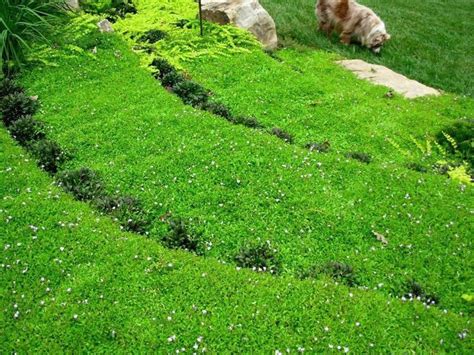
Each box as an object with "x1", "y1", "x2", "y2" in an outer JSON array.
[
  {"x1": 260, "y1": 0, "x2": 474, "y2": 97},
  {"x1": 17, "y1": 9, "x2": 472, "y2": 314},
  {"x1": 1, "y1": 129, "x2": 470, "y2": 352}
]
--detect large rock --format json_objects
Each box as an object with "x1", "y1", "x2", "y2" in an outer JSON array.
[
  {"x1": 338, "y1": 60, "x2": 441, "y2": 99},
  {"x1": 65, "y1": 0, "x2": 80, "y2": 10},
  {"x1": 201, "y1": 0, "x2": 278, "y2": 50},
  {"x1": 97, "y1": 19, "x2": 114, "y2": 33}
]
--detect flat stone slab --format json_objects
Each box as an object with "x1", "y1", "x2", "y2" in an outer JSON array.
[{"x1": 337, "y1": 59, "x2": 441, "y2": 99}]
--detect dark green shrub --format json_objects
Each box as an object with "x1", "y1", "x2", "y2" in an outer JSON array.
[
  {"x1": 0, "y1": 92, "x2": 39, "y2": 126},
  {"x1": 306, "y1": 141, "x2": 330, "y2": 153},
  {"x1": 323, "y1": 262, "x2": 356, "y2": 286},
  {"x1": 0, "y1": 78, "x2": 24, "y2": 98},
  {"x1": 271, "y1": 127, "x2": 294, "y2": 143},
  {"x1": 404, "y1": 281, "x2": 439, "y2": 305},
  {"x1": 96, "y1": 195, "x2": 150, "y2": 234},
  {"x1": 110, "y1": 0, "x2": 136, "y2": 18},
  {"x1": 172, "y1": 80, "x2": 209, "y2": 107},
  {"x1": 8, "y1": 115, "x2": 45, "y2": 146},
  {"x1": 162, "y1": 218, "x2": 201, "y2": 253},
  {"x1": 161, "y1": 71, "x2": 185, "y2": 88},
  {"x1": 436, "y1": 119, "x2": 474, "y2": 168},
  {"x1": 30, "y1": 139, "x2": 66, "y2": 174},
  {"x1": 300, "y1": 261, "x2": 357, "y2": 286},
  {"x1": 345, "y1": 151, "x2": 372, "y2": 164},
  {"x1": 234, "y1": 241, "x2": 280, "y2": 274},
  {"x1": 232, "y1": 116, "x2": 263, "y2": 128},
  {"x1": 151, "y1": 58, "x2": 175, "y2": 79},
  {"x1": 174, "y1": 19, "x2": 190, "y2": 28},
  {"x1": 202, "y1": 102, "x2": 232, "y2": 119},
  {"x1": 57, "y1": 168, "x2": 105, "y2": 201},
  {"x1": 138, "y1": 29, "x2": 167, "y2": 43},
  {"x1": 407, "y1": 162, "x2": 428, "y2": 173}
]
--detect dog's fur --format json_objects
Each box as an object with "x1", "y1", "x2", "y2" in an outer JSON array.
[{"x1": 316, "y1": 0, "x2": 390, "y2": 53}]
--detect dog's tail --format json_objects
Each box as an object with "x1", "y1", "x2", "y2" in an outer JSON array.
[{"x1": 335, "y1": 0, "x2": 350, "y2": 18}]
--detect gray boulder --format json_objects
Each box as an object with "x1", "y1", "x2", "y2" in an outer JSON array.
[
  {"x1": 97, "y1": 19, "x2": 114, "y2": 33},
  {"x1": 201, "y1": 0, "x2": 278, "y2": 50},
  {"x1": 65, "y1": 0, "x2": 80, "y2": 10}
]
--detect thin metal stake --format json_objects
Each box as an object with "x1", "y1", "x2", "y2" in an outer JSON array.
[{"x1": 198, "y1": 0, "x2": 204, "y2": 36}]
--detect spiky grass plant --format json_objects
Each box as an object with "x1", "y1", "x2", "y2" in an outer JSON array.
[{"x1": 0, "y1": 0, "x2": 66, "y2": 75}]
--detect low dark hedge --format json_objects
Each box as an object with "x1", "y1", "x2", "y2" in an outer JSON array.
[
  {"x1": 271, "y1": 127, "x2": 294, "y2": 143},
  {"x1": 1, "y1": 92, "x2": 39, "y2": 126},
  {"x1": 31, "y1": 139, "x2": 67, "y2": 174},
  {"x1": 172, "y1": 80, "x2": 209, "y2": 107},
  {"x1": 234, "y1": 241, "x2": 280, "y2": 274},
  {"x1": 232, "y1": 116, "x2": 264, "y2": 128},
  {"x1": 162, "y1": 218, "x2": 201, "y2": 253},
  {"x1": 161, "y1": 71, "x2": 185, "y2": 88},
  {"x1": 57, "y1": 168, "x2": 105, "y2": 201},
  {"x1": 151, "y1": 58, "x2": 175, "y2": 80},
  {"x1": 96, "y1": 195, "x2": 150, "y2": 234},
  {"x1": 0, "y1": 78, "x2": 23, "y2": 99},
  {"x1": 300, "y1": 261, "x2": 357, "y2": 286},
  {"x1": 8, "y1": 115, "x2": 45, "y2": 146},
  {"x1": 306, "y1": 141, "x2": 330, "y2": 153},
  {"x1": 202, "y1": 102, "x2": 232, "y2": 120},
  {"x1": 345, "y1": 151, "x2": 372, "y2": 164}
]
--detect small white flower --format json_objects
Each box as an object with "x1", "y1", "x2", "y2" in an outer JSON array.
[
  {"x1": 73, "y1": 314, "x2": 78, "y2": 320},
  {"x1": 168, "y1": 335, "x2": 176, "y2": 342}
]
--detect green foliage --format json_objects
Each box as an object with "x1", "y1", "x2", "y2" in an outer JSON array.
[
  {"x1": 8, "y1": 115, "x2": 45, "y2": 145},
  {"x1": 0, "y1": 0, "x2": 67, "y2": 75},
  {"x1": 57, "y1": 167, "x2": 105, "y2": 201},
  {"x1": 172, "y1": 80, "x2": 209, "y2": 107},
  {"x1": 202, "y1": 101, "x2": 233, "y2": 120},
  {"x1": 0, "y1": 92, "x2": 39, "y2": 126},
  {"x1": 271, "y1": 127, "x2": 294, "y2": 143},
  {"x1": 231, "y1": 115, "x2": 263, "y2": 128},
  {"x1": 306, "y1": 141, "x2": 331, "y2": 153},
  {"x1": 113, "y1": 0, "x2": 260, "y2": 68},
  {"x1": 345, "y1": 152, "x2": 372, "y2": 164},
  {"x1": 161, "y1": 71, "x2": 185, "y2": 88},
  {"x1": 436, "y1": 120, "x2": 474, "y2": 169},
  {"x1": 404, "y1": 281, "x2": 439, "y2": 305},
  {"x1": 151, "y1": 57, "x2": 175, "y2": 79},
  {"x1": 95, "y1": 195, "x2": 150, "y2": 234},
  {"x1": 30, "y1": 139, "x2": 67, "y2": 174},
  {"x1": 0, "y1": 77, "x2": 24, "y2": 98},
  {"x1": 235, "y1": 241, "x2": 281, "y2": 274},
  {"x1": 162, "y1": 218, "x2": 201, "y2": 253},
  {"x1": 138, "y1": 29, "x2": 167, "y2": 44},
  {"x1": 301, "y1": 262, "x2": 357, "y2": 286}
]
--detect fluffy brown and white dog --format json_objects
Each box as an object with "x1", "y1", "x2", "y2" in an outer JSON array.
[{"x1": 316, "y1": 0, "x2": 391, "y2": 53}]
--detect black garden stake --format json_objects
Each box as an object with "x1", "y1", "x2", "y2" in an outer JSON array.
[{"x1": 198, "y1": 0, "x2": 203, "y2": 36}]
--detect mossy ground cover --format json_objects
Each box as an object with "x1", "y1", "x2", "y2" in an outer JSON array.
[
  {"x1": 1, "y1": 0, "x2": 473, "y2": 351},
  {"x1": 0, "y1": 130, "x2": 471, "y2": 352}
]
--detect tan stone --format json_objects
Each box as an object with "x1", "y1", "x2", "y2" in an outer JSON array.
[
  {"x1": 201, "y1": 0, "x2": 278, "y2": 50},
  {"x1": 338, "y1": 59, "x2": 441, "y2": 99}
]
